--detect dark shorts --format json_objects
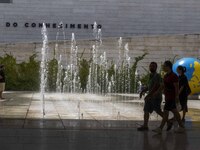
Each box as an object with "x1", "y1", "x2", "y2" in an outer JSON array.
[
  {"x1": 164, "y1": 100, "x2": 176, "y2": 111},
  {"x1": 144, "y1": 98, "x2": 162, "y2": 113},
  {"x1": 179, "y1": 96, "x2": 188, "y2": 112}
]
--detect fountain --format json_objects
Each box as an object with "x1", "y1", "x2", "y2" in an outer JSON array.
[
  {"x1": 56, "y1": 55, "x2": 63, "y2": 93},
  {"x1": 39, "y1": 22, "x2": 146, "y2": 123},
  {"x1": 40, "y1": 23, "x2": 49, "y2": 116}
]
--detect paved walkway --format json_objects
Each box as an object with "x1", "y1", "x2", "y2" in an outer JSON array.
[
  {"x1": 0, "y1": 92, "x2": 199, "y2": 150},
  {"x1": 1, "y1": 92, "x2": 200, "y2": 122},
  {"x1": 0, "y1": 122, "x2": 199, "y2": 150}
]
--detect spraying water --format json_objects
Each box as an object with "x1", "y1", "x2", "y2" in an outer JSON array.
[
  {"x1": 56, "y1": 55, "x2": 63, "y2": 92},
  {"x1": 40, "y1": 23, "x2": 49, "y2": 116},
  {"x1": 50, "y1": 22, "x2": 141, "y2": 96},
  {"x1": 124, "y1": 43, "x2": 131, "y2": 94},
  {"x1": 38, "y1": 22, "x2": 145, "y2": 121}
]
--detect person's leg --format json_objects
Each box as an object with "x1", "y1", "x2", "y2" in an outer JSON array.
[
  {"x1": 160, "y1": 110, "x2": 169, "y2": 129},
  {"x1": 172, "y1": 109, "x2": 184, "y2": 128},
  {"x1": 154, "y1": 98, "x2": 164, "y2": 118},
  {"x1": 171, "y1": 108, "x2": 185, "y2": 133},
  {"x1": 182, "y1": 100, "x2": 188, "y2": 122},
  {"x1": 143, "y1": 111, "x2": 150, "y2": 127},
  {"x1": 156, "y1": 110, "x2": 163, "y2": 118},
  {"x1": 182, "y1": 108, "x2": 186, "y2": 121},
  {"x1": 153, "y1": 99, "x2": 174, "y2": 131},
  {"x1": 166, "y1": 100, "x2": 177, "y2": 128},
  {"x1": 138, "y1": 100, "x2": 152, "y2": 131},
  {"x1": 152, "y1": 110, "x2": 169, "y2": 133},
  {"x1": 156, "y1": 109, "x2": 174, "y2": 131},
  {"x1": 138, "y1": 111, "x2": 150, "y2": 131},
  {"x1": 152, "y1": 100, "x2": 171, "y2": 133}
]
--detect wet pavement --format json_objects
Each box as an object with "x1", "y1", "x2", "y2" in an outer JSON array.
[
  {"x1": 1, "y1": 92, "x2": 200, "y2": 123},
  {"x1": 0, "y1": 92, "x2": 155, "y2": 129},
  {"x1": 0, "y1": 122, "x2": 199, "y2": 150},
  {"x1": 0, "y1": 92, "x2": 158, "y2": 127},
  {"x1": 0, "y1": 92, "x2": 199, "y2": 150}
]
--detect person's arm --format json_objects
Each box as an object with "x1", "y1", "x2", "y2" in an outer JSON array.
[
  {"x1": 179, "y1": 86, "x2": 184, "y2": 95},
  {"x1": 139, "y1": 86, "x2": 148, "y2": 98},
  {"x1": 145, "y1": 84, "x2": 163, "y2": 102},
  {"x1": 152, "y1": 82, "x2": 164, "y2": 96},
  {"x1": 151, "y1": 74, "x2": 163, "y2": 96},
  {"x1": 179, "y1": 76, "x2": 187, "y2": 95},
  {"x1": 174, "y1": 82, "x2": 179, "y2": 102},
  {"x1": 148, "y1": 83, "x2": 160, "y2": 96}
]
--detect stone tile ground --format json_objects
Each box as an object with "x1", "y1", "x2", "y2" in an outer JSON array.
[{"x1": 0, "y1": 92, "x2": 199, "y2": 150}]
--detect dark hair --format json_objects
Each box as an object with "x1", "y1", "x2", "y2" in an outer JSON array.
[
  {"x1": 164, "y1": 61, "x2": 173, "y2": 69},
  {"x1": 150, "y1": 62, "x2": 157, "y2": 68},
  {"x1": 177, "y1": 65, "x2": 186, "y2": 73}
]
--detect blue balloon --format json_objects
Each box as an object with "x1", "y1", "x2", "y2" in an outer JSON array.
[{"x1": 173, "y1": 57, "x2": 200, "y2": 95}]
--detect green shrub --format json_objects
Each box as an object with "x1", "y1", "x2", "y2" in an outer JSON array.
[
  {"x1": 0, "y1": 53, "x2": 40, "y2": 91},
  {"x1": 47, "y1": 58, "x2": 58, "y2": 91},
  {"x1": 79, "y1": 59, "x2": 90, "y2": 92},
  {"x1": 0, "y1": 51, "x2": 148, "y2": 93}
]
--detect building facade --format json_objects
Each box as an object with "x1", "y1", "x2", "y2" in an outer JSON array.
[{"x1": 1, "y1": 0, "x2": 200, "y2": 43}]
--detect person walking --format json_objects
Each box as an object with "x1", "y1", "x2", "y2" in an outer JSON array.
[
  {"x1": 0, "y1": 65, "x2": 5, "y2": 99},
  {"x1": 138, "y1": 62, "x2": 163, "y2": 131},
  {"x1": 152, "y1": 61, "x2": 184, "y2": 133},
  {"x1": 177, "y1": 65, "x2": 191, "y2": 122},
  {"x1": 167, "y1": 65, "x2": 191, "y2": 130}
]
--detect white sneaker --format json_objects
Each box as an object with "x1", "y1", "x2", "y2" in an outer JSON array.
[
  {"x1": 174, "y1": 127, "x2": 185, "y2": 133},
  {"x1": 152, "y1": 127, "x2": 162, "y2": 134}
]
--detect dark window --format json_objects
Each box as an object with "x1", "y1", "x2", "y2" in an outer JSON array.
[{"x1": 0, "y1": 0, "x2": 12, "y2": 3}]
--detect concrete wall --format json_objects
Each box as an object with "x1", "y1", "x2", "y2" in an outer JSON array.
[
  {"x1": 0, "y1": 34, "x2": 200, "y2": 75},
  {"x1": 1, "y1": 0, "x2": 200, "y2": 42}
]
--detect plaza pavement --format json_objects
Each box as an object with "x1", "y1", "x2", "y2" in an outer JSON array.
[{"x1": 0, "y1": 91, "x2": 199, "y2": 150}]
